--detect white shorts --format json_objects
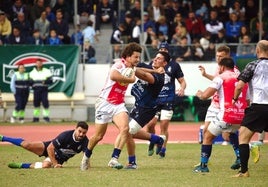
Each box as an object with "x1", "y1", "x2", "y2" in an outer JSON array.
[
  {"x1": 95, "y1": 98, "x2": 128, "y2": 124},
  {"x1": 208, "y1": 119, "x2": 240, "y2": 137},
  {"x1": 205, "y1": 105, "x2": 220, "y2": 122},
  {"x1": 159, "y1": 109, "x2": 174, "y2": 120}
]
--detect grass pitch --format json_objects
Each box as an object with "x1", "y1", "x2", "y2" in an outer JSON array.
[{"x1": 0, "y1": 143, "x2": 267, "y2": 187}]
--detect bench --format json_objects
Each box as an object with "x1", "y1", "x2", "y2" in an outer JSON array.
[{"x1": 1, "y1": 92, "x2": 85, "y2": 122}]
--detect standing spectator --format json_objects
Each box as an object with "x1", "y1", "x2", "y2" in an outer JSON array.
[
  {"x1": 12, "y1": 12, "x2": 32, "y2": 39},
  {"x1": 233, "y1": 40, "x2": 268, "y2": 178},
  {"x1": 82, "y1": 20, "x2": 98, "y2": 46},
  {"x1": 205, "y1": 9, "x2": 224, "y2": 43},
  {"x1": 225, "y1": 13, "x2": 243, "y2": 43},
  {"x1": 10, "y1": 64, "x2": 30, "y2": 124},
  {"x1": 34, "y1": 10, "x2": 50, "y2": 42},
  {"x1": 130, "y1": 0, "x2": 141, "y2": 20},
  {"x1": 95, "y1": 0, "x2": 115, "y2": 34},
  {"x1": 7, "y1": 26, "x2": 27, "y2": 44},
  {"x1": 212, "y1": 0, "x2": 229, "y2": 23},
  {"x1": 121, "y1": 11, "x2": 134, "y2": 44},
  {"x1": 147, "y1": 0, "x2": 165, "y2": 23},
  {"x1": 80, "y1": 43, "x2": 142, "y2": 171},
  {"x1": 49, "y1": 9, "x2": 70, "y2": 44},
  {"x1": 229, "y1": 0, "x2": 245, "y2": 22},
  {"x1": 29, "y1": 59, "x2": 53, "y2": 123},
  {"x1": 27, "y1": 29, "x2": 44, "y2": 45},
  {"x1": 30, "y1": 0, "x2": 45, "y2": 27},
  {"x1": 0, "y1": 10, "x2": 12, "y2": 43},
  {"x1": 236, "y1": 34, "x2": 255, "y2": 56},
  {"x1": 185, "y1": 11, "x2": 206, "y2": 40},
  {"x1": 11, "y1": 0, "x2": 29, "y2": 22},
  {"x1": 46, "y1": 29, "x2": 62, "y2": 45}
]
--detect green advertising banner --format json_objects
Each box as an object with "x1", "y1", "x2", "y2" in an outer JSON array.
[{"x1": 0, "y1": 45, "x2": 80, "y2": 96}]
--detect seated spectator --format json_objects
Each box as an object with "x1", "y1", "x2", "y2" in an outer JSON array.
[
  {"x1": 45, "y1": 5, "x2": 56, "y2": 22},
  {"x1": 95, "y1": 0, "x2": 115, "y2": 34},
  {"x1": 143, "y1": 11, "x2": 155, "y2": 36},
  {"x1": 27, "y1": 29, "x2": 44, "y2": 45},
  {"x1": 7, "y1": 26, "x2": 27, "y2": 44},
  {"x1": 225, "y1": 13, "x2": 243, "y2": 43},
  {"x1": 0, "y1": 10, "x2": 12, "y2": 43},
  {"x1": 86, "y1": 43, "x2": 97, "y2": 64},
  {"x1": 82, "y1": 20, "x2": 98, "y2": 46},
  {"x1": 11, "y1": 0, "x2": 29, "y2": 22},
  {"x1": 229, "y1": 0, "x2": 245, "y2": 22},
  {"x1": 130, "y1": 18, "x2": 141, "y2": 43},
  {"x1": 49, "y1": 9, "x2": 70, "y2": 44},
  {"x1": 171, "y1": 25, "x2": 191, "y2": 45},
  {"x1": 52, "y1": 0, "x2": 72, "y2": 22},
  {"x1": 191, "y1": 38, "x2": 205, "y2": 61},
  {"x1": 205, "y1": 9, "x2": 224, "y2": 43},
  {"x1": 130, "y1": 0, "x2": 141, "y2": 20},
  {"x1": 169, "y1": 12, "x2": 185, "y2": 43},
  {"x1": 214, "y1": 28, "x2": 226, "y2": 43},
  {"x1": 200, "y1": 31, "x2": 211, "y2": 51},
  {"x1": 30, "y1": 0, "x2": 45, "y2": 27},
  {"x1": 143, "y1": 26, "x2": 157, "y2": 45},
  {"x1": 46, "y1": 29, "x2": 62, "y2": 45},
  {"x1": 165, "y1": 0, "x2": 187, "y2": 26},
  {"x1": 195, "y1": 1, "x2": 209, "y2": 22},
  {"x1": 71, "y1": 24, "x2": 83, "y2": 46},
  {"x1": 204, "y1": 42, "x2": 216, "y2": 61},
  {"x1": 211, "y1": 0, "x2": 229, "y2": 23},
  {"x1": 173, "y1": 36, "x2": 192, "y2": 62},
  {"x1": 77, "y1": 0, "x2": 94, "y2": 28},
  {"x1": 155, "y1": 15, "x2": 170, "y2": 42},
  {"x1": 185, "y1": 11, "x2": 205, "y2": 40},
  {"x1": 245, "y1": 0, "x2": 258, "y2": 26},
  {"x1": 147, "y1": 0, "x2": 165, "y2": 23},
  {"x1": 236, "y1": 34, "x2": 255, "y2": 56},
  {"x1": 34, "y1": 10, "x2": 50, "y2": 42},
  {"x1": 121, "y1": 11, "x2": 134, "y2": 44},
  {"x1": 250, "y1": 11, "x2": 268, "y2": 43},
  {"x1": 239, "y1": 25, "x2": 250, "y2": 43},
  {"x1": 110, "y1": 23, "x2": 125, "y2": 44},
  {"x1": 12, "y1": 12, "x2": 32, "y2": 39}
]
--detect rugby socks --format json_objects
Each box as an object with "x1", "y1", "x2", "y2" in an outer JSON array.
[
  {"x1": 128, "y1": 155, "x2": 136, "y2": 164},
  {"x1": 84, "y1": 148, "x2": 92, "y2": 158},
  {"x1": 150, "y1": 134, "x2": 160, "y2": 144},
  {"x1": 160, "y1": 147, "x2": 166, "y2": 153},
  {"x1": 111, "y1": 148, "x2": 121, "y2": 159},
  {"x1": 239, "y1": 144, "x2": 250, "y2": 173},
  {"x1": 200, "y1": 144, "x2": 212, "y2": 167},
  {"x1": 1, "y1": 136, "x2": 24, "y2": 146},
  {"x1": 21, "y1": 163, "x2": 31, "y2": 168},
  {"x1": 229, "y1": 133, "x2": 240, "y2": 159}
]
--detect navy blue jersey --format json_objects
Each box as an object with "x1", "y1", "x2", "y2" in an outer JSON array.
[
  {"x1": 43, "y1": 130, "x2": 89, "y2": 164},
  {"x1": 157, "y1": 60, "x2": 184, "y2": 104},
  {"x1": 131, "y1": 70, "x2": 165, "y2": 108}
]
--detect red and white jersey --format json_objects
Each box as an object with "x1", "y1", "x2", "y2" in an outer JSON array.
[
  {"x1": 210, "y1": 70, "x2": 248, "y2": 124},
  {"x1": 99, "y1": 58, "x2": 129, "y2": 104},
  {"x1": 210, "y1": 65, "x2": 240, "y2": 109}
]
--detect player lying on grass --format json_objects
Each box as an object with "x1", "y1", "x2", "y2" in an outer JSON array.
[{"x1": 0, "y1": 121, "x2": 89, "y2": 169}]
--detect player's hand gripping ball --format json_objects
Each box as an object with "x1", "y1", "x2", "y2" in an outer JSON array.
[{"x1": 119, "y1": 67, "x2": 134, "y2": 86}]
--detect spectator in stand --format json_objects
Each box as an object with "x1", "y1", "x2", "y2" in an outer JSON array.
[
  {"x1": 7, "y1": 26, "x2": 27, "y2": 44},
  {"x1": 85, "y1": 43, "x2": 96, "y2": 64},
  {"x1": 239, "y1": 25, "x2": 250, "y2": 43},
  {"x1": 45, "y1": 5, "x2": 56, "y2": 23},
  {"x1": 165, "y1": 0, "x2": 186, "y2": 28},
  {"x1": 204, "y1": 42, "x2": 216, "y2": 61},
  {"x1": 49, "y1": 9, "x2": 70, "y2": 44},
  {"x1": 121, "y1": 11, "x2": 134, "y2": 44},
  {"x1": 34, "y1": 10, "x2": 50, "y2": 42},
  {"x1": 250, "y1": 11, "x2": 268, "y2": 43},
  {"x1": 110, "y1": 23, "x2": 125, "y2": 45},
  {"x1": 27, "y1": 29, "x2": 44, "y2": 45},
  {"x1": 30, "y1": 0, "x2": 45, "y2": 27},
  {"x1": 229, "y1": 0, "x2": 245, "y2": 22},
  {"x1": 191, "y1": 38, "x2": 205, "y2": 61},
  {"x1": 71, "y1": 24, "x2": 83, "y2": 46},
  {"x1": 11, "y1": 0, "x2": 29, "y2": 22},
  {"x1": 147, "y1": 0, "x2": 165, "y2": 23},
  {"x1": 12, "y1": 12, "x2": 32, "y2": 39},
  {"x1": 200, "y1": 31, "x2": 211, "y2": 51},
  {"x1": 143, "y1": 25, "x2": 157, "y2": 45},
  {"x1": 211, "y1": 0, "x2": 229, "y2": 23},
  {"x1": 131, "y1": 18, "x2": 141, "y2": 44},
  {"x1": 130, "y1": 0, "x2": 141, "y2": 20},
  {"x1": 95, "y1": 0, "x2": 115, "y2": 35},
  {"x1": 173, "y1": 36, "x2": 192, "y2": 62},
  {"x1": 195, "y1": 1, "x2": 209, "y2": 22},
  {"x1": 77, "y1": 0, "x2": 94, "y2": 28},
  {"x1": 225, "y1": 13, "x2": 243, "y2": 43},
  {"x1": 245, "y1": 0, "x2": 258, "y2": 26},
  {"x1": 185, "y1": 11, "x2": 206, "y2": 40},
  {"x1": 143, "y1": 11, "x2": 155, "y2": 34},
  {"x1": 169, "y1": 12, "x2": 185, "y2": 43},
  {"x1": 171, "y1": 25, "x2": 191, "y2": 45},
  {"x1": 52, "y1": 0, "x2": 72, "y2": 23},
  {"x1": 0, "y1": 10, "x2": 12, "y2": 44},
  {"x1": 205, "y1": 9, "x2": 224, "y2": 43},
  {"x1": 0, "y1": 1, "x2": 13, "y2": 19},
  {"x1": 236, "y1": 34, "x2": 255, "y2": 56},
  {"x1": 46, "y1": 29, "x2": 62, "y2": 45},
  {"x1": 82, "y1": 20, "x2": 98, "y2": 47},
  {"x1": 155, "y1": 15, "x2": 170, "y2": 42}
]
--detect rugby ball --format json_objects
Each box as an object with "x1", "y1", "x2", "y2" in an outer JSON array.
[{"x1": 119, "y1": 67, "x2": 134, "y2": 86}]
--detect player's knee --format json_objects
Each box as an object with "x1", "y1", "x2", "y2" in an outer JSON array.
[{"x1": 129, "y1": 120, "x2": 141, "y2": 135}]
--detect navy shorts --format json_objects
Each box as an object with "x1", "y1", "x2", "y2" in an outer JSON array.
[
  {"x1": 42, "y1": 141, "x2": 65, "y2": 164},
  {"x1": 241, "y1": 104, "x2": 268, "y2": 133},
  {"x1": 130, "y1": 105, "x2": 158, "y2": 128}
]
